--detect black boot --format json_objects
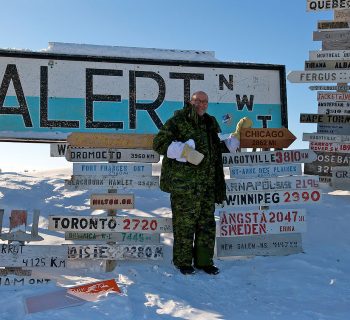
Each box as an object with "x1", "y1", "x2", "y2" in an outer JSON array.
[
  {"x1": 177, "y1": 266, "x2": 196, "y2": 275},
  {"x1": 196, "y1": 265, "x2": 220, "y2": 275}
]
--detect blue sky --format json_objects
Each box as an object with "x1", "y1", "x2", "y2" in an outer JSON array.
[{"x1": 0, "y1": 0, "x2": 333, "y2": 171}]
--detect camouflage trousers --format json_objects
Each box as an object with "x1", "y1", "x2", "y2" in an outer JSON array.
[{"x1": 170, "y1": 187, "x2": 216, "y2": 268}]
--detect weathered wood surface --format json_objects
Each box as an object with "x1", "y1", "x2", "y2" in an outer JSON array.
[{"x1": 90, "y1": 194, "x2": 135, "y2": 209}]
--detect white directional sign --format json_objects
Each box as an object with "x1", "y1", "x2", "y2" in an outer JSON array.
[
  {"x1": 313, "y1": 30, "x2": 350, "y2": 41},
  {"x1": 222, "y1": 150, "x2": 317, "y2": 166},
  {"x1": 318, "y1": 105, "x2": 350, "y2": 115},
  {"x1": 317, "y1": 123, "x2": 350, "y2": 135},
  {"x1": 50, "y1": 143, "x2": 68, "y2": 157},
  {"x1": 73, "y1": 163, "x2": 152, "y2": 176},
  {"x1": 303, "y1": 132, "x2": 350, "y2": 143},
  {"x1": 48, "y1": 215, "x2": 173, "y2": 233},
  {"x1": 0, "y1": 244, "x2": 67, "y2": 268},
  {"x1": 66, "y1": 147, "x2": 160, "y2": 163},
  {"x1": 229, "y1": 164, "x2": 302, "y2": 179},
  {"x1": 225, "y1": 176, "x2": 319, "y2": 192},
  {"x1": 65, "y1": 175, "x2": 159, "y2": 190},
  {"x1": 307, "y1": 0, "x2": 350, "y2": 11},
  {"x1": 309, "y1": 49, "x2": 350, "y2": 61},
  {"x1": 222, "y1": 189, "x2": 322, "y2": 208},
  {"x1": 67, "y1": 244, "x2": 163, "y2": 260},
  {"x1": 317, "y1": 91, "x2": 350, "y2": 101},
  {"x1": 309, "y1": 85, "x2": 350, "y2": 90},
  {"x1": 310, "y1": 141, "x2": 350, "y2": 153},
  {"x1": 287, "y1": 70, "x2": 350, "y2": 83},
  {"x1": 218, "y1": 209, "x2": 306, "y2": 237},
  {"x1": 90, "y1": 194, "x2": 135, "y2": 209}
]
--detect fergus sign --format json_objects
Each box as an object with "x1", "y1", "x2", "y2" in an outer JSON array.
[{"x1": 0, "y1": 49, "x2": 287, "y2": 142}]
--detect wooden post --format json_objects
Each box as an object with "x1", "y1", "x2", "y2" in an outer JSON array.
[{"x1": 105, "y1": 187, "x2": 118, "y2": 272}]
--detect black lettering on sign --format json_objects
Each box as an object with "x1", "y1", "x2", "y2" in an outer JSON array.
[
  {"x1": 236, "y1": 94, "x2": 254, "y2": 111},
  {"x1": 219, "y1": 74, "x2": 234, "y2": 90},
  {"x1": 86, "y1": 68, "x2": 123, "y2": 129},
  {"x1": 169, "y1": 72, "x2": 204, "y2": 103},
  {"x1": 257, "y1": 115, "x2": 272, "y2": 128},
  {"x1": 0, "y1": 64, "x2": 33, "y2": 127},
  {"x1": 129, "y1": 71, "x2": 165, "y2": 129},
  {"x1": 40, "y1": 66, "x2": 79, "y2": 128}
]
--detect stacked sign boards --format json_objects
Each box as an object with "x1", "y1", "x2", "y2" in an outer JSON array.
[
  {"x1": 287, "y1": 2, "x2": 350, "y2": 188},
  {"x1": 216, "y1": 148, "x2": 320, "y2": 258}
]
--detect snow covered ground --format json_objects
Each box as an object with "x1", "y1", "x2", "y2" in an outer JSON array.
[{"x1": 0, "y1": 167, "x2": 349, "y2": 320}]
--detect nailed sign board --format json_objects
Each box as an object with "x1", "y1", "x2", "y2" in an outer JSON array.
[
  {"x1": 229, "y1": 164, "x2": 302, "y2": 179},
  {"x1": 318, "y1": 101, "x2": 350, "y2": 108},
  {"x1": 310, "y1": 141, "x2": 350, "y2": 153},
  {"x1": 317, "y1": 123, "x2": 350, "y2": 134},
  {"x1": 67, "y1": 244, "x2": 163, "y2": 260},
  {"x1": 48, "y1": 215, "x2": 173, "y2": 233},
  {"x1": 305, "y1": 60, "x2": 350, "y2": 70},
  {"x1": 65, "y1": 175, "x2": 159, "y2": 190},
  {"x1": 0, "y1": 50, "x2": 287, "y2": 142},
  {"x1": 222, "y1": 189, "x2": 322, "y2": 208},
  {"x1": 240, "y1": 128, "x2": 296, "y2": 149},
  {"x1": 304, "y1": 152, "x2": 350, "y2": 176},
  {"x1": 50, "y1": 143, "x2": 68, "y2": 157},
  {"x1": 303, "y1": 132, "x2": 350, "y2": 143},
  {"x1": 334, "y1": 9, "x2": 350, "y2": 20},
  {"x1": 309, "y1": 50, "x2": 350, "y2": 61},
  {"x1": 66, "y1": 147, "x2": 160, "y2": 163},
  {"x1": 322, "y1": 39, "x2": 350, "y2": 50},
  {"x1": 225, "y1": 176, "x2": 319, "y2": 192},
  {"x1": 313, "y1": 30, "x2": 350, "y2": 41},
  {"x1": 318, "y1": 20, "x2": 350, "y2": 29},
  {"x1": 287, "y1": 70, "x2": 350, "y2": 83},
  {"x1": 67, "y1": 133, "x2": 155, "y2": 149},
  {"x1": 90, "y1": 194, "x2": 134, "y2": 209},
  {"x1": 216, "y1": 233, "x2": 303, "y2": 257},
  {"x1": 317, "y1": 91, "x2": 350, "y2": 101},
  {"x1": 307, "y1": 0, "x2": 350, "y2": 11},
  {"x1": 222, "y1": 150, "x2": 317, "y2": 166},
  {"x1": 332, "y1": 166, "x2": 350, "y2": 189},
  {"x1": 73, "y1": 163, "x2": 152, "y2": 176},
  {"x1": 318, "y1": 105, "x2": 350, "y2": 115},
  {"x1": 0, "y1": 276, "x2": 53, "y2": 287},
  {"x1": 65, "y1": 231, "x2": 160, "y2": 244},
  {"x1": 218, "y1": 209, "x2": 306, "y2": 237},
  {"x1": 309, "y1": 85, "x2": 350, "y2": 90},
  {"x1": 300, "y1": 113, "x2": 350, "y2": 123},
  {"x1": 0, "y1": 244, "x2": 67, "y2": 268}
]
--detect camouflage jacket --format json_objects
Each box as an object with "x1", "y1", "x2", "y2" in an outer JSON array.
[{"x1": 153, "y1": 102, "x2": 228, "y2": 204}]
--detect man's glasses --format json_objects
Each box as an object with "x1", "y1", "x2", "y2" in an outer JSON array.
[{"x1": 193, "y1": 99, "x2": 208, "y2": 104}]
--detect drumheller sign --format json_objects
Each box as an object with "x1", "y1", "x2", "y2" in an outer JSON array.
[{"x1": 0, "y1": 50, "x2": 287, "y2": 142}]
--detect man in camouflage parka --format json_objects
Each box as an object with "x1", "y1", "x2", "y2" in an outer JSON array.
[{"x1": 153, "y1": 91, "x2": 247, "y2": 275}]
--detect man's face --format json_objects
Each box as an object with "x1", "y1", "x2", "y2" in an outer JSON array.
[{"x1": 191, "y1": 93, "x2": 208, "y2": 116}]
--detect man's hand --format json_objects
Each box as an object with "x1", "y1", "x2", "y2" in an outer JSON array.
[
  {"x1": 181, "y1": 144, "x2": 204, "y2": 165},
  {"x1": 231, "y1": 117, "x2": 253, "y2": 140},
  {"x1": 167, "y1": 139, "x2": 204, "y2": 165}
]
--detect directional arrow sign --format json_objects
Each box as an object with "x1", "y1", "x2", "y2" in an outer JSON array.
[
  {"x1": 287, "y1": 70, "x2": 350, "y2": 83},
  {"x1": 309, "y1": 49, "x2": 350, "y2": 61},
  {"x1": 67, "y1": 133, "x2": 155, "y2": 149},
  {"x1": 307, "y1": 0, "x2": 350, "y2": 11},
  {"x1": 303, "y1": 132, "x2": 350, "y2": 143},
  {"x1": 313, "y1": 30, "x2": 350, "y2": 41},
  {"x1": 240, "y1": 128, "x2": 296, "y2": 148},
  {"x1": 309, "y1": 85, "x2": 350, "y2": 90},
  {"x1": 300, "y1": 113, "x2": 350, "y2": 123}
]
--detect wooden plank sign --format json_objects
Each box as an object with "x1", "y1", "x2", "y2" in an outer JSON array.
[
  {"x1": 50, "y1": 143, "x2": 68, "y2": 157},
  {"x1": 65, "y1": 175, "x2": 159, "y2": 190},
  {"x1": 216, "y1": 233, "x2": 303, "y2": 257},
  {"x1": 0, "y1": 244, "x2": 67, "y2": 268},
  {"x1": 222, "y1": 189, "x2": 322, "y2": 208},
  {"x1": 305, "y1": 60, "x2": 350, "y2": 70},
  {"x1": 67, "y1": 133, "x2": 155, "y2": 149},
  {"x1": 322, "y1": 39, "x2": 350, "y2": 50},
  {"x1": 310, "y1": 141, "x2": 350, "y2": 153},
  {"x1": 334, "y1": 9, "x2": 350, "y2": 21},
  {"x1": 287, "y1": 70, "x2": 350, "y2": 83},
  {"x1": 313, "y1": 30, "x2": 350, "y2": 41},
  {"x1": 309, "y1": 85, "x2": 350, "y2": 90},
  {"x1": 229, "y1": 164, "x2": 302, "y2": 179},
  {"x1": 318, "y1": 20, "x2": 350, "y2": 29},
  {"x1": 67, "y1": 244, "x2": 163, "y2": 260},
  {"x1": 222, "y1": 150, "x2": 317, "y2": 166},
  {"x1": 309, "y1": 50, "x2": 350, "y2": 61},
  {"x1": 317, "y1": 91, "x2": 350, "y2": 101},
  {"x1": 318, "y1": 105, "x2": 350, "y2": 115},
  {"x1": 304, "y1": 152, "x2": 350, "y2": 176},
  {"x1": 66, "y1": 147, "x2": 160, "y2": 163},
  {"x1": 90, "y1": 194, "x2": 134, "y2": 209},
  {"x1": 303, "y1": 132, "x2": 350, "y2": 143},
  {"x1": 240, "y1": 128, "x2": 296, "y2": 149},
  {"x1": 0, "y1": 276, "x2": 53, "y2": 288},
  {"x1": 317, "y1": 123, "x2": 350, "y2": 135},
  {"x1": 73, "y1": 163, "x2": 152, "y2": 176},
  {"x1": 225, "y1": 176, "x2": 319, "y2": 193},
  {"x1": 65, "y1": 232, "x2": 160, "y2": 244},
  {"x1": 300, "y1": 113, "x2": 350, "y2": 123},
  {"x1": 218, "y1": 209, "x2": 306, "y2": 237},
  {"x1": 332, "y1": 166, "x2": 350, "y2": 189},
  {"x1": 48, "y1": 215, "x2": 173, "y2": 233},
  {"x1": 307, "y1": 0, "x2": 350, "y2": 11}
]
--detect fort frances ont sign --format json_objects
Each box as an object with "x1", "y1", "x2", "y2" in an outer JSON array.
[{"x1": 0, "y1": 49, "x2": 287, "y2": 142}]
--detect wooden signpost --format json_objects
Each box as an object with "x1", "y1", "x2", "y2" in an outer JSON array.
[
  {"x1": 65, "y1": 175, "x2": 159, "y2": 190},
  {"x1": 225, "y1": 176, "x2": 319, "y2": 193},
  {"x1": 222, "y1": 149, "x2": 317, "y2": 166},
  {"x1": 300, "y1": 113, "x2": 350, "y2": 123},
  {"x1": 218, "y1": 209, "x2": 307, "y2": 237},
  {"x1": 216, "y1": 233, "x2": 303, "y2": 257},
  {"x1": 73, "y1": 163, "x2": 152, "y2": 176},
  {"x1": 309, "y1": 49, "x2": 350, "y2": 61},
  {"x1": 287, "y1": 70, "x2": 350, "y2": 83},
  {"x1": 48, "y1": 215, "x2": 173, "y2": 233},
  {"x1": 67, "y1": 133, "x2": 155, "y2": 149},
  {"x1": 90, "y1": 194, "x2": 135, "y2": 210},
  {"x1": 332, "y1": 166, "x2": 350, "y2": 188},
  {"x1": 240, "y1": 128, "x2": 296, "y2": 149},
  {"x1": 229, "y1": 164, "x2": 302, "y2": 179},
  {"x1": 66, "y1": 147, "x2": 160, "y2": 163},
  {"x1": 223, "y1": 189, "x2": 322, "y2": 208}
]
